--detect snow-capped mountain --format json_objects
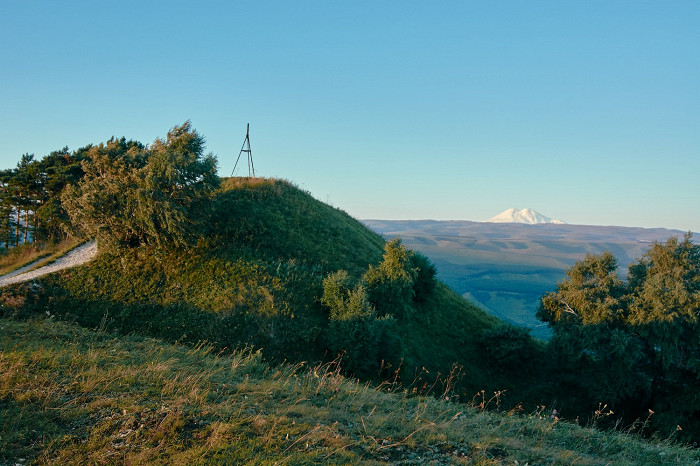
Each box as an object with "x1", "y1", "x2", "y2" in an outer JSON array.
[{"x1": 485, "y1": 208, "x2": 566, "y2": 225}]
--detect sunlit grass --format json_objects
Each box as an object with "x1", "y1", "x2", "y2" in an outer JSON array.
[
  {"x1": 1, "y1": 317, "x2": 697, "y2": 465},
  {"x1": 0, "y1": 238, "x2": 82, "y2": 276}
]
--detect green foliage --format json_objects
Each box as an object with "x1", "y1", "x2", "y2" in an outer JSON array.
[
  {"x1": 628, "y1": 234, "x2": 699, "y2": 363},
  {"x1": 321, "y1": 270, "x2": 398, "y2": 376},
  {"x1": 410, "y1": 250, "x2": 437, "y2": 302},
  {"x1": 317, "y1": 241, "x2": 439, "y2": 377},
  {"x1": 62, "y1": 122, "x2": 219, "y2": 249},
  {"x1": 35, "y1": 197, "x2": 70, "y2": 241},
  {"x1": 362, "y1": 239, "x2": 438, "y2": 319},
  {"x1": 321, "y1": 270, "x2": 373, "y2": 321},
  {"x1": 0, "y1": 147, "x2": 86, "y2": 246},
  {"x1": 0, "y1": 216, "x2": 14, "y2": 248},
  {"x1": 61, "y1": 137, "x2": 146, "y2": 246},
  {"x1": 363, "y1": 238, "x2": 417, "y2": 318},
  {"x1": 538, "y1": 251, "x2": 626, "y2": 326},
  {"x1": 136, "y1": 123, "x2": 220, "y2": 248},
  {"x1": 539, "y1": 234, "x2": 700, "y2": 440},
  {"x1": 479, "y1": 323, "x2": 544, "y2": 375},
  {"x1": 33, "y1": 146, "x2": 86, "y2": 241}
]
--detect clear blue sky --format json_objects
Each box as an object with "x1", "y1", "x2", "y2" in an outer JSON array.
[{"x1": 2, "y1": 1, "x2": 699, "y2": 231}]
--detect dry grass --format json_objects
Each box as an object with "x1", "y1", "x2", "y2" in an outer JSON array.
[
  {"x1": 0, "y1": 238, "x2": 82, "y2": 277},
  {"x1": 1, "y1": 317, "x2": 698, "y2": 465},
  {"x1": 220, "y1": 176, "x2": 278, "y2": 191}
]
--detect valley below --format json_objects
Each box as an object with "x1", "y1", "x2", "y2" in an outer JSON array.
[{"x1": 364, "y1": 219, "x2": 695, "y2": 339}]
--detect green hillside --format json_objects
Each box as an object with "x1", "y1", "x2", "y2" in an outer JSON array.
[
  {"x1": 212, "y1": 177, "x2": 385, "y2": 279},
  {"x1": 2, "y1": 177, "x2": 512, "y2": 398},
  {"x1": 3, "y1": 317, "x2": 697, "y2": 465}
]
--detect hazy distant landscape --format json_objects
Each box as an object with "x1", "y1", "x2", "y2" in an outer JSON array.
[{"x1": 364, "y1": 219, "x2": 696, "y2": 339}]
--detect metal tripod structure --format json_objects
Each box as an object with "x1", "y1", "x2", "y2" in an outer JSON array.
[{"x1": 232, "y1": 123, "x2": 255, "y2": 177}]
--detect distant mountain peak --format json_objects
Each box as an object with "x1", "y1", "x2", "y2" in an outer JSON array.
[{"x1": 486, "y1": 207, "x2": 566, "y2": 225}]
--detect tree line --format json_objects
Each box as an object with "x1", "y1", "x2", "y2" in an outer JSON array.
[
  {"x1": 0, "y1": 122, "x2": 218, "y2": 250},
  {"x1": 0, "y1": 149, "x2": 84, "y2": 246}
]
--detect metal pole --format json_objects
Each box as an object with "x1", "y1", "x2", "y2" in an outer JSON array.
[{"x1": 231, "y1": 123, "x2": 255, "y2": 177}]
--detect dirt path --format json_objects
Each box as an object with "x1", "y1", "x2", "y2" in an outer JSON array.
[{"x1": 0, "y1": 241, "x2": 98, "y2": 288}]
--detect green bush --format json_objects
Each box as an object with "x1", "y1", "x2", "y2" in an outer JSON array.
[
  {"x1": 363, "y1": 239, "x2": 418, "y2": 318},
  {"x1": 321, "y1": 270, "x2": 398, "y2": 377},
  {"x1": 410, "y1": 251, "x2": 437, "y2": 302},
  {"x1": 479, "y1": 323, "x2": 543, "y2": 374}
]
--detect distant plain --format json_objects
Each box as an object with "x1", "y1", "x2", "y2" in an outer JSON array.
[{"x1": 364, "y1": 220, "x2": 697, "y2": 339}]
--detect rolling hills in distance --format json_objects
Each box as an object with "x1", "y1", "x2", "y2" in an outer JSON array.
[{"x1": 363, "y1": 216, "x2": 697, "y2": 339}]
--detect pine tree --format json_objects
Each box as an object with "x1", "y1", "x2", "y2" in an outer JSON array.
[{"x1": 0, "y1": 169, "x2": 16, "y2": 248}]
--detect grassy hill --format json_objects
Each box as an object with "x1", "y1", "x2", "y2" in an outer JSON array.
[
  {"x1": 2, "y1": 317, "x2": 697, "y2": 465},
  {"x1": 1, "y1": 177, "x2": 513, "y2": 398}
]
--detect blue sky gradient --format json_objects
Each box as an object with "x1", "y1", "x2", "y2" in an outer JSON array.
[{"x1": 2, "y1": 1, "x2": 698, "y2": 231}]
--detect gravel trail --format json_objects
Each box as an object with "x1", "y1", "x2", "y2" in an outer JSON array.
[{"x1": 0, "y1": 241, "x2": 98, "y2": 287}]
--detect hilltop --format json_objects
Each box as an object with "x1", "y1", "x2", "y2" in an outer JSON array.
[{"x1": 0, "y1": 124, "x2": 517, "y2": 399}]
